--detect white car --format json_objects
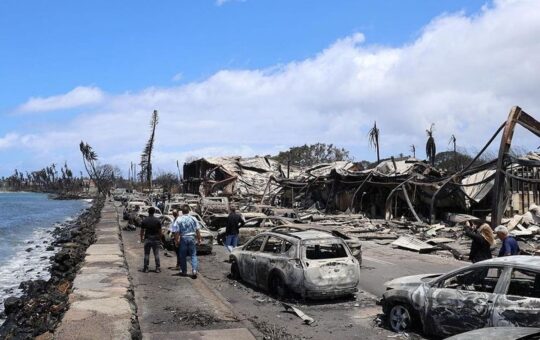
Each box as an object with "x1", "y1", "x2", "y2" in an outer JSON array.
[{"x1": 230, "y1": 230, "x2": 360, "y2": 299}]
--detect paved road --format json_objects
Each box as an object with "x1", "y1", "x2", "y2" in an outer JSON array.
[
  {"x1": 359, "y1": 241, "x2": 468, "y2": 296},
  {"x1": 120, "y1": 217, "x2": 257, "y2": 340},
  {"x1": 199, "y1": 240, "x2": 470, "y2": 339},
  {"x1": 118, "y1": 202, "x2": 471, "y2": 339},
  {"x1": 199, "y1": 246, "x2": 394, "y2": 340}
]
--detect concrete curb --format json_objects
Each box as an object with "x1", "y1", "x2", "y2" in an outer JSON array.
[{"x1": 114, "y1": 202, "x2": 143, "y2": 339}]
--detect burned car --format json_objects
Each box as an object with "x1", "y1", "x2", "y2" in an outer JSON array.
[
  {"x1": 380, "y1": 256, "x2": 540, "y2": 337},
  {"x1": 217, "y1": 216, "x2": 297, "y2": 245},
  {"x1": 138, "y1": 206, "x2": 162, "y2": 218},
  {"x1": 122, "y1": 201, "x2": 147, "y2": 220},
  {"x1": 208, "y1": 212, "x2": 267, "y2": 231},
  {"x1": 229, "y1": 230, "x2": 360, "y2": 299},
  {"x1": 270, "y1": 225, "x2": 362, "y2": 265},
  {"x1": 446, "y1": 327, "x2": 540, "y2": 340},
  {"x1": 160, "y1": 213, "x2": 214, "y2": 254}
]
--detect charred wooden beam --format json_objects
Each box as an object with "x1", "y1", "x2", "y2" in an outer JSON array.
[{"x1": 491, "y1": 106, "x2": 540, "y2": 228}]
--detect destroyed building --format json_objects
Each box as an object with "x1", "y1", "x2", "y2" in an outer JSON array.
[
  {"x1": 182, "y1": 107, "x2": 540, "y2": 230},
  {"x1": 182, "y1": 156, "x2": 290, "y2": 199}
]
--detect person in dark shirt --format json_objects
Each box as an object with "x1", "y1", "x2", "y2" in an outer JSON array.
[
  {"x1": 225, "y1": 206, "x2": 244, "y2": 252},
  {"x1": 463, "y1": 221, "x2": 494, "y2": 263},
  {"x1": 494, "y1": 225, "x2": 520, "y2": 257},
  {"x1": 140, "y1": 207, "x2": 162, "y2": 273}
]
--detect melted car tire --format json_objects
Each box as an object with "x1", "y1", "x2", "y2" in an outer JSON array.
[
  {"x1": 387, "y1": 303, "x2": 417, "y2": 333},
  {"x1": 269, "y1": 273, "x2": 287, "y2": 299},
  {"x1": 230, "y1": 261, "x2": 241, "y2": 281}
]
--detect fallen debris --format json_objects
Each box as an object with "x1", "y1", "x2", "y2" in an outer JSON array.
[
  {"x1": 392, "y1": 236, "x2": 435, "y2": 253},
  {"x1": 282, "y1": 303, "x2": 316, "y2": 325}
]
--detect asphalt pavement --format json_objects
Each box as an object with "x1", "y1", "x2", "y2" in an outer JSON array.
[{"x1": 359, "y1": 241, "x2": 468, "y2": 296}]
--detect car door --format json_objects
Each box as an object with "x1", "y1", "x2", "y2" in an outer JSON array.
[
  {"x1": 491, "y1": 267, "x2": 540, "y2": 327},
  {"x1": 239, "y1": 235, "x2": 266, "y2": 285},
  {"x1": 256, "y1": 236, "x2": 286, "y2": 289},
  {"x1": 423, "y1": 266, "x2": 505, "y2": 337}
]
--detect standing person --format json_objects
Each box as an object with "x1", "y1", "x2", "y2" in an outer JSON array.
[
  {"x1": 494, "y1": 225, "x2": 520, "y2": 257},
  {"x1": 463, "y1": 221, "x2": 495, "y2": 263},
  {"x1": 168, "y1": 210, "x2": 180, "y2": 271},
  {"x1": 173, "y1": 205, "x2": 201, "y2": 278},
  {"x1": 225, "y1": 206, "x2": 244, "y2": 252},
  {"x1": 140, "y1": 207, "x2": 162, "y2": 273}
]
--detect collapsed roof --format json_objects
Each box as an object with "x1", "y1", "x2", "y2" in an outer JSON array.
[{"x1": 182, "y1": 156, "x2": 287, "y2": 197}]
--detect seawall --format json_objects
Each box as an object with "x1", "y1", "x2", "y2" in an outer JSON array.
[{"x1": 54, "y1": 199, "x2": 139, "y2": 339}]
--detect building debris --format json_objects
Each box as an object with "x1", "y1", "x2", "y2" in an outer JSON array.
[
  {"x1": 391, "y1": 236, "x2": 435, "y2": 253},
  {"x1": 176, "y1": 106, "x2": 540, "y2": 262},
  {"x1": 282, "y1": 303, "x2": 316, "y2": 325}
]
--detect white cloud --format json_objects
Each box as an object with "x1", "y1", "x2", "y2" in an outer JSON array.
[
  {"x1": 171, "y1": 73, "x2": 183, "y2": 82},
  {"x1": 5, "y1": 0, "x2": 540, "y2": 175},
  {"x1": 216, "y1": 0, "x2": 246, "y2": 6},
  {"x1": 16, "y1": 86, "x2": 105, "y2": 113},
  {"x1": 0, "y1": 133, "x2": 20, "y2": 149}
]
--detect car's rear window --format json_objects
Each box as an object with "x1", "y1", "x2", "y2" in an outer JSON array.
[{"x1": 304, "y1": 243, "x2": 348, "y2": 260}]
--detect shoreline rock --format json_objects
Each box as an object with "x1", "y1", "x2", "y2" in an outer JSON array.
[{"x1": 0, "y1": 196, "x2": 104, "y2": 339}]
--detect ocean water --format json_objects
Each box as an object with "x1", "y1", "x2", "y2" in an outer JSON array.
[{"x1": 0, "y1": 192, "x2": 89, "y2": 318}]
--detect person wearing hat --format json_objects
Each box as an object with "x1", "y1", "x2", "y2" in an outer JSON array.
[
  {"x1": 494, "y1": 225, "x2": 520, "y2": 257},
  {"x1": 464, "y1": 221, "x2": 495, "y2": 263}
]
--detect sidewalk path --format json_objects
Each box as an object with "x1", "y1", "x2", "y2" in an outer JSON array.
[
  {"x1": 55, "y1": 201, "x2": 133, "y2": 340},
  {"x1": 120, "y1": 216, "x2": 257, "y2": 340}
]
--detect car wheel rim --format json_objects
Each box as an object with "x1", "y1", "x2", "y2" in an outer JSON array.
[{"x1": 390, "y1": 305, "x2": 411, "y2": 332}]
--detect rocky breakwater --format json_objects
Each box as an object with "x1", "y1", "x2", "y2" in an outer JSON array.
[{"x1": 0, "y1": 197, "x2": 104, "y2": 339}]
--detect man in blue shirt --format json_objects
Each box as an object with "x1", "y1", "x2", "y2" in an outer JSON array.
[
  {"x1": 494, "y1": 225, "x2": 520, "y2": 257},
  {"x1": 172, "y1": 205, "x2": 202, "y2": 278}
]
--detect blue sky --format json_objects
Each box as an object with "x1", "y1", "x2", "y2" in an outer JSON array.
[
  {"x1": 1, "y1": 0, "x2": 486, "y2": 108},
  {"x1": 1, "y1": 0, "x2": 540, "y2": 176}
]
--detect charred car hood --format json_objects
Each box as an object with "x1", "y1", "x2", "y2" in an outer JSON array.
[
  {"x1": 384, "y1": 273, "x2": 441, "y2": 290},
  {"x1": 446, "y1": 327, "x2": 540, "y2": 340}
]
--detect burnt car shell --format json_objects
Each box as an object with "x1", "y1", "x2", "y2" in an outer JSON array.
[
  {"x1": 230, "y1": 230, "x2": 360, "y2": 300},
  {"x1": 270, "y1": 225, "x2": 363, "y2": 265},
  {"x1": 381, "y1": 256, "x2": 540, "y2": 337},
  {"x1": 446, "y1": 327, "x2": 540, "y2": 340},
  {"x1": 384, "y1": 274, "x2": 442, "y2": 291}
]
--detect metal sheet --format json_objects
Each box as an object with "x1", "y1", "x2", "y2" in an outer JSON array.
[{"x1": 392, "y1": 235, "x2": 435, "y2": 252}]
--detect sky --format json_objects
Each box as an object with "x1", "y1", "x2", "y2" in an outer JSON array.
[{"x1": 1, "y1": 0, "x2": 540, "y2": 177}]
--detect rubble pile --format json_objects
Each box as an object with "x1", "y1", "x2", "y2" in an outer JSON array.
[
  {"x1": 178, "y1": 149, "x2": 540, "y2": 262},
  {"x1": 301, "y1": 208, "x2": 540, "y2": 261}
]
